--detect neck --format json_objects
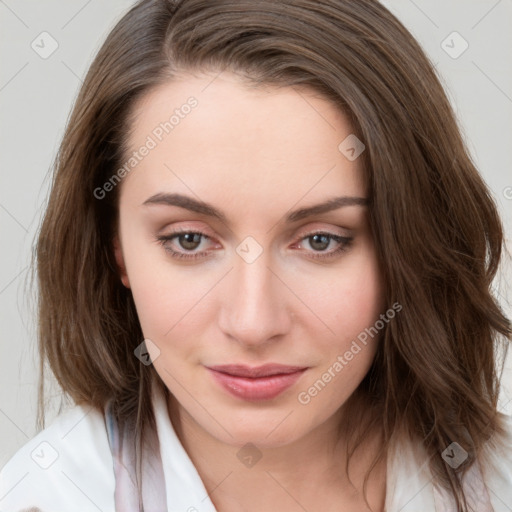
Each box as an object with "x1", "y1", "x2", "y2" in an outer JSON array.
[{"x1": 167, "y1": 394, "x2": 387, "y2": 512}]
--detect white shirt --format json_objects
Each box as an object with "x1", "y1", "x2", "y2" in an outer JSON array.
[{"x1": 1, "y1": 386, "x2": 512, "y2": 511}]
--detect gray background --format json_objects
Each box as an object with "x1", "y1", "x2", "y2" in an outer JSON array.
[{"x1": 1, "y1": 0, "x2": 511, "y2": 467}]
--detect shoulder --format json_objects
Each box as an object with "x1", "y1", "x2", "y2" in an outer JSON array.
[
  {"x1": 0, "y1": 403, "x2": 115, "y2": 512},
  {"x1": 480, "y1": 412, "x2": 512, "y2": 511},
  {"x1": 385, "y1": 414, "x2": 512, "y2": 511}
]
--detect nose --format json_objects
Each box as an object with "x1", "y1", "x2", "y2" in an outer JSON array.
[{"x1": 217, "y1": 248, "x2": 292, "y2": 348}]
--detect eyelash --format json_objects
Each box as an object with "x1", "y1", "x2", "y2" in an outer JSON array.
[{"x1": 156, "y1": 228, "x2": 353, "y2": 261}]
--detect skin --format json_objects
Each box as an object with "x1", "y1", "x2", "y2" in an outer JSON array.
[{"x1": 114, "y1": 70, "x2": 386, "y2": 511}]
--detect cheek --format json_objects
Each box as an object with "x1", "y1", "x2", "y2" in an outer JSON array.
[
  {"x1": 121, "y1": 238, "x2": 228, "y2": 371},
  {"x1": 129, "y1": 267, "x2": 214, "y2": 346},
  {"x1": 118, "y1": 225, "x2": 203, "y2": 342},
  {"x1": 293, "y1": 241, "x2": 383, "y2": 394},
  {"x1": 333, "y1": 262, "x2": 384, "y2": 340},
  {"x1": 293, "y1": 241, "x2": 384, "y2": 350},
  {"x1": 295, "y1": 262, "x2": 384, "y2": 415}
]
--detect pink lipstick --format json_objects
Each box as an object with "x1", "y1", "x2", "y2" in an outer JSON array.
[{"x1": 207, "y1": 364, "x2": 307, "y2": 401}]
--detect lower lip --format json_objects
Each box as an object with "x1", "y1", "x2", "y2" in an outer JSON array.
[{"x1": 208, "y1": 368, "x2": 307, "y2": 401}]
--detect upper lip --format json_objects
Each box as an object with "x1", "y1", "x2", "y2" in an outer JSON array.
[{"x1": 207, "y1": 364, "x2": 307, "y2": 378}]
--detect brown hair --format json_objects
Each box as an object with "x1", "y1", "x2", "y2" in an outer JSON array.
[{"x1": 35, "y1": 0, "x2": 511, "y2": 510}]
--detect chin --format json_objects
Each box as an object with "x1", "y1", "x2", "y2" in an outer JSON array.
[{"x1": 210, "y1": 408, "x2": 310, "y2": 447}]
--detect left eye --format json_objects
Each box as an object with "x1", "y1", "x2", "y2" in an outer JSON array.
[
  {"x1": 301, "y1": 233, "x2": 341, "y2": 251},
  {"x1": 295, "y1": 232, "x2": 353, "y2": 259}
]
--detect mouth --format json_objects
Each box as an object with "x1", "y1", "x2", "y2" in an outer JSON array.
[{"x1": 206, "y1": 364, "x2": 308, "y2": 401}]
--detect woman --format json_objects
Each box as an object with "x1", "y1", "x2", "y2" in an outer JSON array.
[{"x1": 1, "y1": 0, "x2": 511, "y2": 510}]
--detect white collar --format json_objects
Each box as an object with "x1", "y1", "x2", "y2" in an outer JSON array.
[{"x1": 153, "y1": 384, "x2": 218, "y2": 512}]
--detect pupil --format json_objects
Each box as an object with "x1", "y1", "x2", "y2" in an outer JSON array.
[
  {"x1": 179, "y1": 233, "x2": 201, "y2": 250},
  {"x1": 310, "y1": 234, "x2": 329, "y2": 251}
]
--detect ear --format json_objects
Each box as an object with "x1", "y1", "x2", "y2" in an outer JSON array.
[{"x1": 113, "y1": 235, "x2": 130, "y2": 288}]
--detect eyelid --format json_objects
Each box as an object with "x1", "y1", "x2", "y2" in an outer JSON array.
[
  {"x1": 156, "y1": 222, "x2": 218, "y2": 238},
  {"x1": 294, "y1": 223, "x2": 351, "y2": 239},
  {"x1": 159, "y1": 227, "x2": 221, "y2": 250}
]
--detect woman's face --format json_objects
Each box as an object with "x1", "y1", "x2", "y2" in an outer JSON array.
[{"x1": 115, "y1": 70, "x2": 384, "y2": 448}]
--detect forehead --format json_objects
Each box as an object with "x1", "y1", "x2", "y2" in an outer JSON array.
[{"x1": 121, "y1": 71, "x2": 366, "y2": 217}]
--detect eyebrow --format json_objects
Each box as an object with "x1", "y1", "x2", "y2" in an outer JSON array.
[{"x1": 142, "y1": 192, "x2": 368, "y2": 223}]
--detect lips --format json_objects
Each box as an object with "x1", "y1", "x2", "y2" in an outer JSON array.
[
  {"x1": 206, "y1": 364, "x2": 308, "y2": 401},
  {"x1": 208, "y1": 364, "x2": 307, "y2": 378}
]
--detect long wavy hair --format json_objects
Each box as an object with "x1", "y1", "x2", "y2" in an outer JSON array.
[{"x1": 35, "y1": 0, "x2": 511, "y2": 510}]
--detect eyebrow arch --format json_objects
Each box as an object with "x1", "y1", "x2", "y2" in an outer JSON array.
[{"x1": 142, "y1": 192, "x2": 368, "y2": 223}]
